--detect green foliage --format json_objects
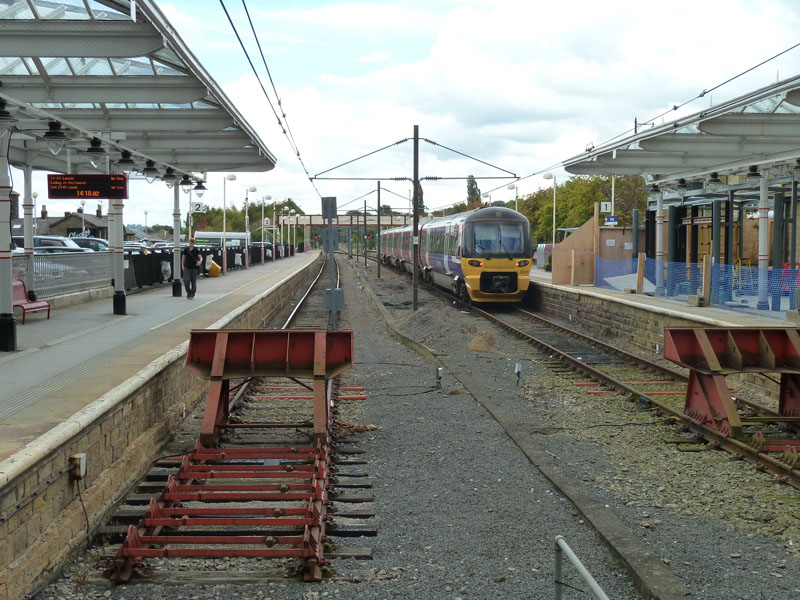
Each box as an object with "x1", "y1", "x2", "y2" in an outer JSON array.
[
  {"x1": 191, "y1": 198, "x2": 307, "y2": 244},
  {"x1": 518, "y1": 175, "x2": 647, "y2": 244},
  {"x1": 466, "y1": 175, "x2": 481, "y2": 207}
]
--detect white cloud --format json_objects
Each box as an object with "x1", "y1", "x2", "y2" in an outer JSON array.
[
  {"x1": 16, "y1": 0, "x2": 800, "y2": 227},
  {"x1": 359, "y1": 53, "x2": 389, "y2": 64}
]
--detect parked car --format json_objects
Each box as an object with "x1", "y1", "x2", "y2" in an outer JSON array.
[
  {"x1": 12, "y1": 235, "x2": 92, "y2": 252},
  {"x1": 123, "y1": 241, "x2": 149, "y2": 251},
  {"x1": 72, "y1": 237, "x2": 109, "y2": 252}
]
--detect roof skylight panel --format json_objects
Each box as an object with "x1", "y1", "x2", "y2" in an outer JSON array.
[
  {"x1": 0, "y1": 0, "x2": 35, "y2": 19},
  {"x1": 0, "y1": 57, "x2": 31, "y2": 76},
  {"x1": 111, "y1": 57, "x2": 155, "y2": 76},
  {"x1": 33, "y1": 0, "x2": 90, "y2": 19},
  {"x1": 41, "y1": 57, "x2": 72, "y2": 76},
  {"x1": 86, "y1": 0, "x2": 127, "y2": 19}
]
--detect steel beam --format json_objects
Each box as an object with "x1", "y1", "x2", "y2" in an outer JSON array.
[
  {"x1": 698, "y1": 114, "x2": 800, "y2": 137},
  {"x1": 0, "y1": 75, "x2": 207, "y2": 104},
  {"x1": 0, "y1": 20, "x2": 163, "y2": 58}
]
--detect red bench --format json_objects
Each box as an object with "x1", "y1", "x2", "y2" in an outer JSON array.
[{"x1": 12, "y1": 279, "x2": 50, "y2": 324}]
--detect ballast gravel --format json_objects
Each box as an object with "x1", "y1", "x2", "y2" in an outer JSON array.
[{"x1": 36, "y1": 257, "x2": 800, "y2": 600}]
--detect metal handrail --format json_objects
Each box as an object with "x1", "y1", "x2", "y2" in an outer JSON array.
[{"x1": 554, "y1": 536, "x2": 609, "y2": 600}]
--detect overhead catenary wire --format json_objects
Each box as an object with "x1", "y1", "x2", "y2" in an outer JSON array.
[
  {"x1": 483, "y1": 41, "x2": 800, "y2": 205},
  {"x1": 239, "y1": 0, "x2": 303, "y2": 158},
  {"x1": 594, "y1": 39, "x2": 800, "y2": 151},
  {"x1": 218, "y1": 0, "x2": 322, "y2": 198}
]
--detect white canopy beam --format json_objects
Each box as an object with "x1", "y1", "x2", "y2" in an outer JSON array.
[
  {"x1": 14, "y1": 109, "x2": 234, "y2": 131},
  {"x1": 640, "y1": 133, "x2": 800, "y2": 155},
  {"x1": 0, "y1": 75, "x2": 207, "y2": 104},
  {"x1": 565, "y1": 162, "x2": 686, "y2": 176},
  {"x1": 698, "y1": 114, "x2": 800, "y2": 137},
  {"x1": 0, "y1": 20, "x2": 163, "y2": 58}
]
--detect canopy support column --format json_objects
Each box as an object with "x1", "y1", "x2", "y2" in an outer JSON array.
[
  {"x1": 113, "y1": 197, "x2": 126, "y2": 314},
  {"x1": 172, "y1": 185, "x2": 182, "y2": 296},
  {"x1": 653, "y1": 187, "x2": 665, "y2": 295},
  {"x1": 22, "y1": 165, "x2": 35, "y2": 299},
  {"x1": 0, "y1": 121, "x2": 16, "y2": 351},
  {"x1": 757, "y1": 170, "x2": 770, "y2": 310}
]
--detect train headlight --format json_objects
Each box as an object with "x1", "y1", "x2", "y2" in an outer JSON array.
[
  {"x1": 468, "y1": 259, "x2": 483, "y2": 267},
  {"x1": 516, "y1": 260, "x2": 530, "y2": 267}
]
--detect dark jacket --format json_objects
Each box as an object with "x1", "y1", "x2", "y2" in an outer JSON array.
[{"x1": 182, "y1": 245, "x2": 202, "y2": 270}]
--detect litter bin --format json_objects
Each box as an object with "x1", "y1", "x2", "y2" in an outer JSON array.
[{"x1": 208, "y1": 261, "x2": 221, "y2": 277}]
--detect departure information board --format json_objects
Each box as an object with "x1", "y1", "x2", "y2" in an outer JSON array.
[{"x1": 47, "y1": 174, "x2": 128, "y2": 200}]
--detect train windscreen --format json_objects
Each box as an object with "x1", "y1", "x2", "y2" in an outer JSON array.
[{"x1": 464, "y1": 220, "x2": 528, "y2": 258}]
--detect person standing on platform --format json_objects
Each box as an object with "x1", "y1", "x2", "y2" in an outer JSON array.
[{"x1": 181, "y1": 238, "x2": 202, "y2": 299}]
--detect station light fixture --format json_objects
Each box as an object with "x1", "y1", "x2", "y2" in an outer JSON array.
[
  {"x1": 0, "y1": 99, "x2": 12, "y2": 123},
  {"x1": 193, "y1": 180, "x2": 207, "y2": 198},
  {"x1": 86, "y1": 137, "x2": 106, "y2": 169},
  {"x1": 141, "y1": 159, "x2": 159, "y2": 184},
  {"x1": 794, "y1": 159, "x2": 800, "y2": 173},
  {"x1": 746, "y1": 165, "x2": 761, "y2": 179},
  {"x1": 648, "y1": 183, "x2": 660, "y2": 194},
  {"x1": 707, "y1": 172, "x2": 722, "y2": 185},
  {"x1": 43, "y1": 121, "x2": 67, "y2": 156},
  {"x1": 676, "y1": 178, "x2": 689, "y2": 191},
  {"x1": 117, "y1": 150, "x2": 135, "y2": 175},
  {"x1": 162, "y1": 167, "x2": 177, "y2": 189},
  {"x1": 180, "y1": 174, "x2": 194, "y2": 194}
]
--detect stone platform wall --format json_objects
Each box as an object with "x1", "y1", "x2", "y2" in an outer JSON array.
[{"x1": 0, "y1": 256, "x2": 322, "y2": 600}]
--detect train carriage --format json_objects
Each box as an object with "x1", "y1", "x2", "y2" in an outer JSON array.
[{"x1": 381, "y1": 206, "x2": 532, "y2": 303}]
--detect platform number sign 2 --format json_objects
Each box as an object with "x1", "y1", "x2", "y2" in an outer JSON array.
[{"x1": 191, "y1": 202, "x2": 207, "y2": 213}]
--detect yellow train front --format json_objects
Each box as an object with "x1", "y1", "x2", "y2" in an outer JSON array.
[
  {"x1": 382, "y1": 206, "x2": 532, "y2": 303},
  {"x1": 455, "y1": 206, "x2": 532, "y2": 302}
]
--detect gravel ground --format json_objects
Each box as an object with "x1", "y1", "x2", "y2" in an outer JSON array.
[{"x1": 35, "y1": 256, "x2": 800, "y2": 599}]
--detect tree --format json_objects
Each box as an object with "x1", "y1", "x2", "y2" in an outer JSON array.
[
  {"x1": 466, "y1": 175, "x2": 481, "y2": 208},
  {"x1": 519, "y1": 174, "x2": 648, "y2": 244}
]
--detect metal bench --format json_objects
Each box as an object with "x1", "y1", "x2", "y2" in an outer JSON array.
[{"x1": 12, "y1": 279, "x2": 50, "y2": 324}]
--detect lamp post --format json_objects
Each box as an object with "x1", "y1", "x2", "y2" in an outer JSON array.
[
  {"x1": 280, "y1": 205, "x2": 286, "y2": 257},
  {"x1": 261, "y1": 194, "x2": 271, "y2": 264},
  {"x1": 143, "y1": 209, "x2": 147, "y2": 240},
  {"x1": 543, "y1": 172, "x2": 556, "y2": 245},
  {"x1": 244, "y1": 185, "x2": 256, "y2": 268},
  {"x1": 289, "y1": 209, "x2": 296, "y2": 256},
  {"x1": 272, "y1": 202, "x2": 277, "y2": 261},
  {"x1": 32, "y1": 192, "x2": 38, "y2": 234},
  {"x1": 507, "y1": 183, "x2": 518, "y2": 212},
  {"x1": 80, "y1": 199, "x2": 86, "y2": 235},
  {"x1": 223, "y1": 173, "x2": 236, "y2": 274}
]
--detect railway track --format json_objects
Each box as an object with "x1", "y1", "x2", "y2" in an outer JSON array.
[
  {"x1": 368, "y1": 251, "x2": 800, "y2": 490},
  {"x1": 99, "y1": 257, "x2": 376, "y2": 583},
  {"x1": 470, "y1": 304, "x2": 800, "y2": 489}
]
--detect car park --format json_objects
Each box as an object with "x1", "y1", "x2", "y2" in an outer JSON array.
[
  {"x1": 12, "y1": 235, "x2": 92, "y2": 252},
  {"x1": 71, "y1": 237, "x2": 110, "y2": 252}
]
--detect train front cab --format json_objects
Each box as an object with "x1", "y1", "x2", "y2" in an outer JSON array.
[{"x1": 461, "y1": 207, "x2": 531, "y2": 303}]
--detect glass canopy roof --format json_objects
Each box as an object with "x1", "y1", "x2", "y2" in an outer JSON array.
[
  {"x1": 564, "y1": 74, "x2": 800, "y2": 190},
  {"x1": 0, "y1": 0, "x2": 276, "y2": 178}
]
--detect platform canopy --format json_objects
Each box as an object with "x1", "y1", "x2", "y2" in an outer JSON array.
[
  {"x1": 0, "y1": 0, "x2": 276, "y2": 181},
  {"x1": 563, "y1": 76, "x2": 800, "y2": 193}
]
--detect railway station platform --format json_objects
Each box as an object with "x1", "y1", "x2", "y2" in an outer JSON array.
[
  {"x1": 0, "y1": 251, "x2": 322, "y2": 600},
  {"x1": 528, "y1": 265, "x2": 786, "y2": 329},
  {"x1": 0, "y1": 251, "x2": 320, "y2": 463}
]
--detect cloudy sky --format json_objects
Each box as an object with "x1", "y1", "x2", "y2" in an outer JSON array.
[{"x1": 18, "y1": 0, "x2": 800, "y2": 227}]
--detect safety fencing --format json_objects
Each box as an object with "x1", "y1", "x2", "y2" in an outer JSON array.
[
  {"x1": 11, "y1": 244, "x2": 301, "y2": 301},
  {"x1": 12, "y1": 252, "x2": 111, "y2": 299},
  {"x1": 595, "y1": 256, "x2": 797, "y2": 318}
]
